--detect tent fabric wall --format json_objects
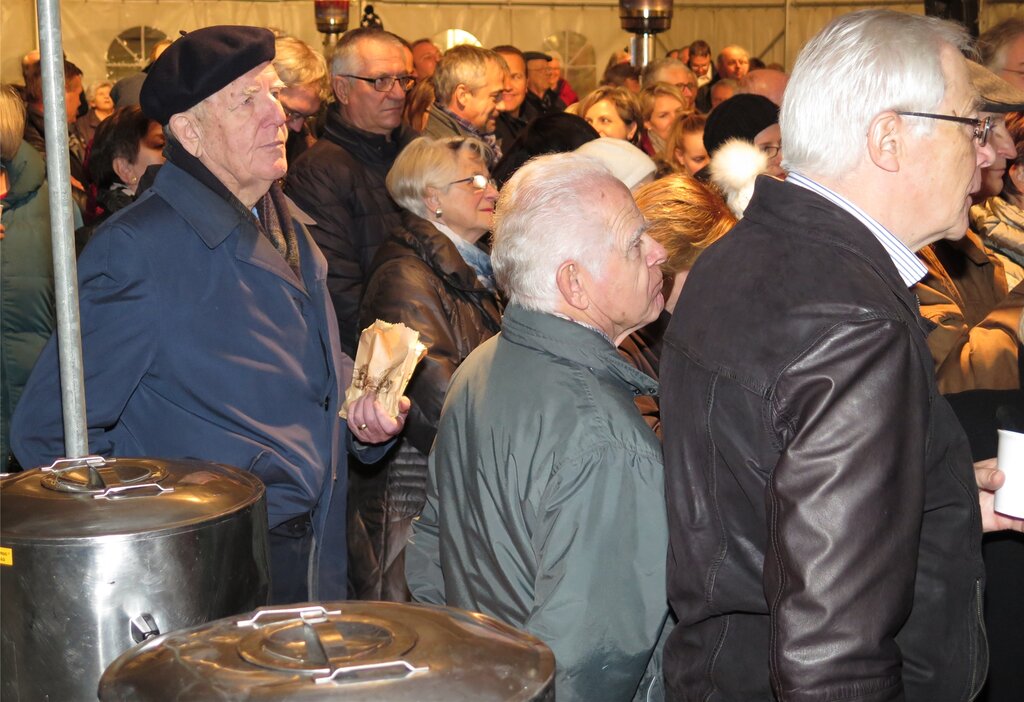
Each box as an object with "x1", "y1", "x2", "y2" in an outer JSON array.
[{"x1": 1, "y1": 1, "x2": 1019, "y2": 95}]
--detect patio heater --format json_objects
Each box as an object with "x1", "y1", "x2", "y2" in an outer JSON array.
[
  {"x1": 314, "y1": 0, "x2": 350, "y2": 49},
  {"x1": 619, "y1": 0, "x2": 673, "y2": 70}
]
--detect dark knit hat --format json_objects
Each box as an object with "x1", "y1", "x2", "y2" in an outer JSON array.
[
  {"x1": 703, "y1": 93, "x2": 779, "y2": 156},
  {"x1": 967, "y1": 60, "x2": 1024, "y2": 113},
  {"x1": 140, "y1": 25, "x2": 275, "y2": 124}
]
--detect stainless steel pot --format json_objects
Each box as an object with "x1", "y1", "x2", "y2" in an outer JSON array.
[
  {"x1": 1, "y1": 456, "x2": 270, "y2": 701},
  {"x1": 99, "y1": 600, "x2": 555, "y2": 701}
]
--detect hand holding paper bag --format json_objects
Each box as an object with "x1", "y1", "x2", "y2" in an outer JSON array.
[{"x1": 341, "y1": 320, "x2": 428, "y2": 422}]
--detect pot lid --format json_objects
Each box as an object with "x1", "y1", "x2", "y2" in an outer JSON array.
[
  {"x1": 99, "y1": 601, "x2": 555, "y2": 701},
  {"x1": 1, "y1": 456, "x2": 264, "y2": 540}
]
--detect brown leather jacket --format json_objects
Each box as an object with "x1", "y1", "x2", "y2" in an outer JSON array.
[
  {"x1": 661, "y1": 176, "x2": 986, "y2": 701},
  {"x1": 348, "y1": 212, "x2": 502, "y2": 600},
  {"x1": 915, "y1": 231, "x2": 1023, "y2": 393}
]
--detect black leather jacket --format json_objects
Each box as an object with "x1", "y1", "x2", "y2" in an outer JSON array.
[
  {"x1": 284, "y1": 105, "x2": 416, "y2": 356},
  {"x1": 347, "y1": 212, "x2": 502, "y2": 600},
  {"x1": 660, "y1": 176, "x2": 986, "y2": 701}
]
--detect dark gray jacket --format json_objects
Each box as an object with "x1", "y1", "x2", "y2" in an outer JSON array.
[
  {"x1": 285, "y1": 105, "x2": 415, "y2": 356},
  {"x1": 407, "y1": 304, "x2": 669, "y2": 702}
]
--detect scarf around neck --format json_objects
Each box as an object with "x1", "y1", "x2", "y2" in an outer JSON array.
[{"x1": 165, "y1": 139, "x2": 301, "y2": 277}]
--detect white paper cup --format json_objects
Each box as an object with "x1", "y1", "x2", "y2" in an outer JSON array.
[{"x1": 994, "y1": 429, "x2": 1024, "y2": 519}]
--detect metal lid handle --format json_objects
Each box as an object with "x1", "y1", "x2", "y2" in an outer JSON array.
[{"x1": 313, "y1": 659, "x2": 429, "y2": 685}]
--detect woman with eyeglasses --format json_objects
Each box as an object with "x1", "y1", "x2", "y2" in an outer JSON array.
[{"x1": 349, "y1": 136, "x2": 503, "y2": 602}]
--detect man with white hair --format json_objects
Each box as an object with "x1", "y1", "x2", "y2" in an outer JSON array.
[
  {"x1": 12, "y1": 26, "x2": 406, "y2": 605},
  {"x1": 407, "y1": 153, "x2": 670, "y2": 702},
  {"x1": 661, "y1": 9, "x2": 1021, "y2": 700},
  {"x1": 641, "y1": 56, "x2": 697, "y2": 112},
  {"x1": 285, "y1": 28, "x2": 416, "y2": 357}
]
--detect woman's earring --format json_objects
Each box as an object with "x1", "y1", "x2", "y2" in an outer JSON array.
[{"x1": 434, "y1": 208, "x2": 443, "y2": 219}]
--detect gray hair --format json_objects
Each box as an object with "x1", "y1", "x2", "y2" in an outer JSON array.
[
  {"x1": 492, "y1": 153, "x2": 629, "y2": 312},
  {"x1": 433, "y1": 45, "x2": 506, "y2": 106},
  {"x1": 641, "y1": 57, "x2": 692, "y2": 89},
  {"x1": 330, "y1": 28, "x2": 405, "y2": 77},
  {"x1": 781, "y1": 9, "x2": 973, "y2": 180},
  {"x1": 978, "y1": 17, "x2": 1024, "y2": 73},
  {"x1": 386, "y1": 136, "x2": 493, "y2": 218}
]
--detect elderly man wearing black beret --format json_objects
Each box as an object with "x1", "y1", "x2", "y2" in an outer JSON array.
[{"x1": 11, "y1": 25, "x2": 408, "y2": 604}]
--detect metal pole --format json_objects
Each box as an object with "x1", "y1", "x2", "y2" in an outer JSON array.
[{"x1": 36, "y1": 0, "x2": 89, "y2": 458}]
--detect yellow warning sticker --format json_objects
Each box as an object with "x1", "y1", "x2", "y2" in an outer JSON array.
[{"x1": 0, "y1": 547, "x2": 12, "y2": 566}]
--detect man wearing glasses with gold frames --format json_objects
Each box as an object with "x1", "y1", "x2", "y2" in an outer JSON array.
[
  {"x1": 661, "y1": 10, "x2": 1022, "y2": 701},
  {"x1": 285, "y1": 28, "x2": 416, "y2": 358}
]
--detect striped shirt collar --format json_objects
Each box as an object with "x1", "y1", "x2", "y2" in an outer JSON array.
[{"x1": 786, "y1": 171, "x2": 927, "y2": 287}]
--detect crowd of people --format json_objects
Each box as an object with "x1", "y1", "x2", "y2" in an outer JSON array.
[{"x1": 2, "y1": 9, "x2": 1024, "y2": 702}]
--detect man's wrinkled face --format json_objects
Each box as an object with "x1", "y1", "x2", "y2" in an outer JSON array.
[
  {"x1": 526, "y1": 58, "x2": 551, "y2": 96},
  {"x1": 581, "y1": 187, "x2": 667, "y2": 343},
  {"x1": 93, "y1": 84, "x2": 114, "y2": 112},
  {"x1": 279, "y1": 83, "x2": 321, "y2": 133},
  {"x1": 194, "y1": 62, "x2": 287, "y2": 199},
  {"x1": 657, "y1": 66, "x2": 696, "y2": 108},
  {"x1": 978, "y1": 113, "x2": 1015, "y2": 200},
  {"x1": 498, "y1": 52, "x2": 527, "y2": 114},
  {"x1": 459, "y1": 59, "x2": 506, "y2": 133},
  {"x1": 753, "y1": 123, "x2": 784, "y2": 178},
  {"x1": 903, "y1": 46, "x2": 995, "y2": 246},
  {"x1": 65, "y1": 75, "x2": 82, "y2": 124},
  {"x1": 549, "y1": 56, "x2": 562, "y2": 89},
  {"x1": 998, "y1": 35, "x2": 1024, "y2": 90},
  {"x1": 336, "y1": 39, "x2": 409, "y2": 135},
  {"x1": 718, "y1": 48, "x2": 749, "y2": 80},
  {"x1": 689, "y1": 53, "x2": 710, "y2": 78},
  {"x1": 412, "y1": 42, "x2": 442, "y2": 80}
]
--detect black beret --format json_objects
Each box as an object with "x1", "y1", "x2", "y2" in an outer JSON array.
[
  {"x1": 523, "y1": 51, "x2": 552, "y2": 63},
  {"x1": 703, "y1": 93, "x2": 779, "y2": 156},
  {"x1": 140, "y1": 25, "x2": 275, "y2": 124}
]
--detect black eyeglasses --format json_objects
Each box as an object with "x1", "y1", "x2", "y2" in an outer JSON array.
[
  {"x1": 282, "y1": 105, "x2": 317, "y2": 123},
  {"x1": 758, "y1": 144, "x2": 781, "y2": 159},
  {"x1": 896, "y1": 111, "x2": 993, "y2": 147},
  {"x1": 449, "y1": 174, "x2": 496, "y2": 190},
  {"x1": 341, "y1": 74, "x2": 416, "y2": 92}
]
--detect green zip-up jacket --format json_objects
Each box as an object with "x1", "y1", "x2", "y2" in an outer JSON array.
[{"x1": 407, "y1": 304, "x2": 669, "y2": 701}]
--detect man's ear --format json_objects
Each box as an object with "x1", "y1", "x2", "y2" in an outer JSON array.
[
  {"x1": 452, "y1": 83, "x2": 470, "y2": 111},
  {"x1": 1010, "y1": 161, "x2": 1024, "y2": 188},
  {"x1": 333, "y1": 75, "x2": 351, "y2": 104},
  {"x1": 169, "y1": 112, "x2": 203, "y2": 158},
  {"x1": 556, "y1": 261, "x2": 588, "y2": 311},
  {"x1": 867, "y1": 111, "x2": 901, "y2": 173},
  {"x1": 112, "y1": 155, "x2": 135, "y2": 185}
]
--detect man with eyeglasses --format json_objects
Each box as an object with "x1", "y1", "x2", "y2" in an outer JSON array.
[
  {"x1": 272, "y1": 36, "x2": 329, "y2": 164},
  {"x1": 523, "y1": 51, "x2": 567, "y2": 116},
  {"x1": 660, "y1": 10, "x2": 1022, "y2": 701},
  {"x1": 285, "y1": 28, "x2": 417, "y2": 358},
  {"x1": 640, "y1": 57, "x2": 698, "y2": 113},
  {"x1": 424, "y1": 45, "x2": 509, "y2": 163}
]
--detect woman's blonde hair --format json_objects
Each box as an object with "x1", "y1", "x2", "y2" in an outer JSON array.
[
  {"x1": 577, "y1": 86, "x2": 642, "y2": 142},
  {"x1": 662, "y1": 113, "x2": 707, "y2": 171},
  {"x1": 638, "y1": 81, "x2": 687, "y2": 122},
  {"x1": 0, "y1": 84, "x2": 27, "y2": 161},
  {"x1": 633, "y1": 172, "x2": 736, "y2": 288}
]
